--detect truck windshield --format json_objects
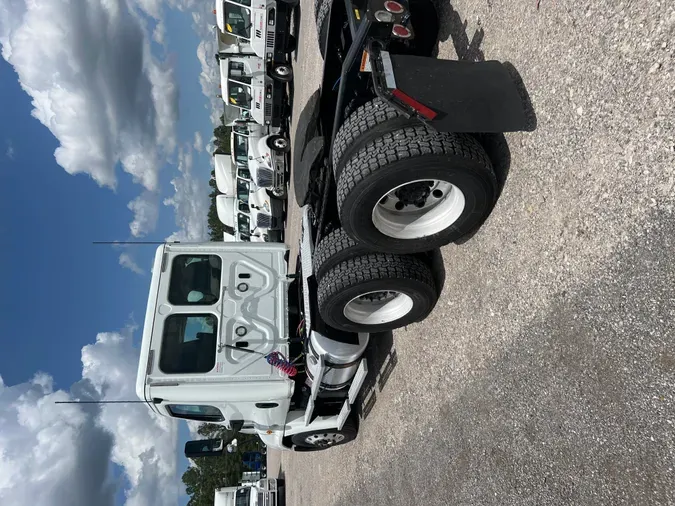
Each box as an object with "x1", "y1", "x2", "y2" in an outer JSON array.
[
  {"x1": 223, "y1": 3, "x2": 251, "y2": 39},
  {"x1": 238, "y1": 213, "x2": 250, "y2": 234},
  {"x1": 233, "y1": 134, "x2": 248, "y2": 163},
  {"x1": 228, "y1": 83, "x2": 252, "y2": 110},
  {"x1": 235, "y1": 488, "x2": 251, "y2": 506},
  {"x1": 237, "y1": 180, "x2": 250, "y2": 202}
]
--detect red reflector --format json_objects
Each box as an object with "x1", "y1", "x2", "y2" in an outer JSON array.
[
  {"x1": 384, "y1": 0, "x2": 404, "y2": 13},
  {"x1": 392, "y1": 24, "x2": 412, "y2": 38},
  {"x1": 392, "y1": 88, "x2": 437, "y2": 120}
]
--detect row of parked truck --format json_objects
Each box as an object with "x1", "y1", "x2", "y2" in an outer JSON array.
[{"x1": 212, "y1": 0, "x2": 298, "y2": 245}]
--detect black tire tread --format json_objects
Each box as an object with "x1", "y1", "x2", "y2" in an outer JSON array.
[
  {"x1": 317, "y1": 253, "x2": 436, "y2": 329},
  {"x1": 313, "y1": 227, "x2": 370, "y2": 280},
  {"x1": 332, "y1": 98, "x2": 413, "y2": 174},
  {"x1": 316, "y1": 0, "x2": 331, "y2": 58},
  {"x1": 336, "y1": 127, "x2": 496, "y2": 225}
]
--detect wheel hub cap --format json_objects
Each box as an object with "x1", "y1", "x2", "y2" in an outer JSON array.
[
  {"x1": 305, "y1": 432, "x2": 345, "y2": 447},
  {"x1": 372, "y1": 179, "x2": 466, "y2": 240},
  {"x1": 343, "y1": 290, "x2": 414, "y2": 324}
]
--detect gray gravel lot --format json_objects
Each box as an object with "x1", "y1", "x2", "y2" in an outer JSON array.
[{"x1": 282, "y1": 0, "x2": 675, "y2": 504}]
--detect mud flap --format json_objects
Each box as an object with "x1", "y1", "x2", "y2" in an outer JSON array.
[{"x1": 372, "y1": 51, "x2": 530, "y2": 133}]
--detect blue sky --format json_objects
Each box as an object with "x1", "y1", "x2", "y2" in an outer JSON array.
[{"x1": 0, "y1": 1, "x2": 225, "y2": 505}]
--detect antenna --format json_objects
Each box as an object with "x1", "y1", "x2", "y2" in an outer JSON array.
[
  {"x1": 92, "y1": 241, "x2": 178, "y2": 245},
  {"x1": 55, "y1": 399, "x2": 162, "y2": 405}
]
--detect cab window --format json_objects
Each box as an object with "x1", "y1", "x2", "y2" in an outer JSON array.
[
  {"x1": 233, "y1": 134, "x2": 248, "y2": 163},
  {"x1": 237, "y1": 179, "x2": 250, "y2": 202},
  {"x1": 228, "y1": 83, "x2": 251, "y2": 109},
  {"x1": 223, "y1": 3, "x2": 251, "y2": 39},
  {"x1": 159, "y1": 315, "x2": 217, "y2": 374},
  {"x1": 168, "y1": 255, "x2": 222, "y2": 305},
  {"x1": 235, "y1": 487, "x2": 251, "y2": 506},
  {"x1": 229, "y1": 61, "x2": 252, "y2": 85},
  {"x1": 167, "y1": 404, "x2": 224, "y2": 422},
  {"x1": 237, "y1": 165, "x2": 251, "y2": 180},
  {"x1": 238, "y1": 200, "x2": 249, "y2": 213},
  {"x1": 238, "y1": 213, "x2": 251, "y2": 235}
]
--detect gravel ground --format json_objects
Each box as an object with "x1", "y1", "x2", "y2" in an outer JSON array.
[{"x1": 282, "y1": 0, "x2": 675, "y2": 504}]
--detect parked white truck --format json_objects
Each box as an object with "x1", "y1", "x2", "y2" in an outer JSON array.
[
  {"x1": 221, "y1": 55, "x2": 291, "y2": 128},
  {"x1": 216, "y1": 194, "x2": 284, "y2": 243},
  {"x1": 214, "y1": 0, "x2": 296, "y2": 72},
  {"x1": 214, "y1": 480, "x2": 283, "y2": 506}
]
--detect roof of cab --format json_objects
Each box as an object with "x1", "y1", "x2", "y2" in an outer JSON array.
[{"x1": 135, "y1": 244, "x2": 166, "y2": 403}]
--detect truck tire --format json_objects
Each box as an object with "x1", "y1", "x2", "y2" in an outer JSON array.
[
  {"x1": 272, "y1": 64, "x2": 293, "y2": 82},
  {"x1": 332, "y1": 98, "x2": 416, "y2": 177},
  {"x1": 266, "y1": 134, "x2": 290, "y2": 153},
  {"x1": 317, "y1": 253, "x2": 437, "y2": 333},
  {"x1": 291, "y1": 417, "x2": 357, "y2": 449},
  {"x1": 267, "y1": 187, "x2": 287, "y2": 200},
  {"x1": 315, "y1": 0, "x2": 331, "y2": 59},
  {"x1": 337, "y1": 127, "x2": 497, "y2": 254},
  {"x1": 313, "y1": 227, "x2": 370, "y2": 281}
]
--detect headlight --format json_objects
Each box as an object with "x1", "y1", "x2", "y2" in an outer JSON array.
[{"x1": 263, "y1": 201, "x2": 270, "y2": 212}]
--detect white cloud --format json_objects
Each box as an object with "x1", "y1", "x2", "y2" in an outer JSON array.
[
  {"x1": 164, "y1": 145, "x2": 210, "y2": 242},
  {"x1": 152, "y1": 21, "x2": 166, "y2": 46},
  {"x1": 119, "y1": 252, "x2": 145, "y2": 275},
  {"x1": 0, "y1": 328, "x2": 179, "y2": 506},
  {"x1": 193, "y1": 131, "x2": 204, "y2": 152},
  {"x1": 5, "y1": 139, "x2": 15, "y2": 159},
  {"x1": 128, "y1": 191, "x2": 160, "y2": 238},
  {"x1": 0, "y1": 0, "x2": 178, "y2": 191}
]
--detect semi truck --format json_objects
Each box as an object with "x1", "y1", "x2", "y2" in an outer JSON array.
[
  {"x1": 214, "y1": 0, "x2": 296, "y2": 76},
  {"x1": 214, "y1": 481, "x2": 283, "y2": 506},
  {"x1": 135, "y1": 0, "x2": 530, "y2": 450},
  {"x1": 221, "y1": 55, "x2": 291, "y2": 128}
]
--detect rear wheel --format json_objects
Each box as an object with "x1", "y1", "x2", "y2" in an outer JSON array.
[
  {"x1": 336, "y1": 126, "x2": 497, "y2": 254},
  {"x1": 332, "y1": 98, "x2": 415, "y2": 177},
  {"x1": 291, "y1": 417, "x2": 358, "y2": 449},
  {"x1": 313, "y1": 227, "x2": 370, "y2": 281},
  {"x1": 317, "y1": 253, "x2": 438, "y2": 333}
]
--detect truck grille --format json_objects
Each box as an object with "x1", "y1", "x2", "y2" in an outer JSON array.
[
  {"x1": 255, "y1": 168, "x2": 274, "y2": 188},
  {"x1": 266, "y1": 29, "x2": 275, "y2": 49},
  {"x1": 257, "y1": 213, "x2": 278, "y2": 229},
  {"x1": 265, "y1": 101, "x2": 272, "y2": 119}
]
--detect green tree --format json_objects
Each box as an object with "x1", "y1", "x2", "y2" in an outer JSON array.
[{"x1": 181, "y1": 424, "x2": 265, "y2": 505}]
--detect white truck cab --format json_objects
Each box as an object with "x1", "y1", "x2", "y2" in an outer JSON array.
[
  {"x1": 135, "y1": 237, "x2": 370, "y2": 451},
  {"x1": 221, "y1": 56, "x2": 289, "y2": 128},
  {"x1": 216, "y1": 194, "x2": 283, "y2": 243},
  {"x1": 232, "y1": 120, "x2": 288, "y2": 198},
  {"x1": 214, "y1": 0, "x2": 295, "y2": 74},
  {"x1": 215, "y1": 479, "x2": 282, "y2": 506}
]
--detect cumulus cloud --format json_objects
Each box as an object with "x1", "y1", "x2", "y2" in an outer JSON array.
[
  {"x1": 0, "y1": 0, "x2": 178, "y2": 190},
  {"x1": 119, "y1": 252, "x2": 145, "y2": 275},
  {"x1": 164, "y1": 145, "x2": 210, "y2": 242},
  {"x1": 193, "y1": 131, "x2": 204, "y2": 152},
  {"x1": 128, "y1": 191, "x2": 160, "y2": 238},
  {"x1": 0, "y1": 329, "x2": 178, "y2": 506},
  {"x1": 152, "y1": 21, "x2": 166, "y2": 45},
  {"x1": 5, "y1": 139, "x2": 15, "y2": 159}
]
